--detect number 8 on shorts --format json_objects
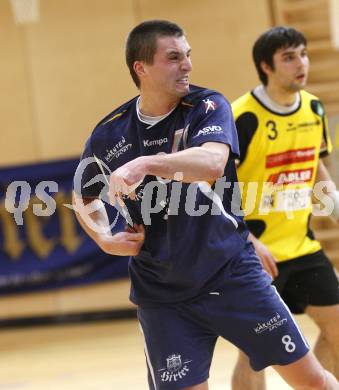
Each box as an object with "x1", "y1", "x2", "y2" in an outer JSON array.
[{"x1": 282, "y1": 335, "x2": 296, "y2": 353}]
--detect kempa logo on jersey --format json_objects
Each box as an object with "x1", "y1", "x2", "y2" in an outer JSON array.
[
  {"x1": 143, "y1": 137, "x2": 168, "y2": 148},
  {"x1": 254, "y1": 312, "x2": 288, "y2": 334},
  {"x1": 104, "y1": 136, "x2": 132, "y2": 162},
  {"x1": 268, "y1": 168, "x2": 314, "y2": 185},
  {"x1": 193, "y1": 125, "x2": 223, "y2": 138},
  {"x1": 158, "y1": 354, "x2": 192, "y2": 383},
  {"x1": 266, "y1": 147, "x2": 315, "y2": 168}
]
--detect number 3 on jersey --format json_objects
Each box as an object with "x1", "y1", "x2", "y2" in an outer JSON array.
[
  {"x1": 282, "y1": 335, "x2": 296, "y2": 353},
  {"x1": 266, "y1": 120, "x2": 278, "y2": 140}
]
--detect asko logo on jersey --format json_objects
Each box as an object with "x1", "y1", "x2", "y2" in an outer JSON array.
[
  {"x1": 266, "y1": 147, "x2": 315, "y2": 168},
  {"x1": 268, "y1": 168, "x2": 314, "y2": 185}
]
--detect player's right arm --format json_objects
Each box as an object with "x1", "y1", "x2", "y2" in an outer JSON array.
[{"x1": 72, "y1": 193, "x2": 145, "y2": 256}]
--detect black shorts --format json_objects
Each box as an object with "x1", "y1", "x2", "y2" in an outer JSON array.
[{"x1": 273, "y1": 250, "x2": 339, "y2": 314}]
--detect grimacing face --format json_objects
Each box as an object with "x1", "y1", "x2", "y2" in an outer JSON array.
[
  {"x1": 267, "y1": 44, "x2": 309, "y2": 92},
  {"x1": 140, "y1": 35, "x2": 192, "y2": 98}
]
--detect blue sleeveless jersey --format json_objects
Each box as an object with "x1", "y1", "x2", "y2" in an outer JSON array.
[{"x1": 77, "y1": 86, "x2": 249, "y2": 304}]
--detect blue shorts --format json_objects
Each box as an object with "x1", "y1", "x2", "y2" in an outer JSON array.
[{"x1": 137, "y1": 242, "x2": 310, "y2": 390}]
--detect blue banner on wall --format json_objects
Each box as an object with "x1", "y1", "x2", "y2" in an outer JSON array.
[{"x1": 0, "y1": 158, "x2": 128, "y2": 295}]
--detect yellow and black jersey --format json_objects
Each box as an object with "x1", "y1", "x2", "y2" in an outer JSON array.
[{"x1": 232, "y1": 90, "x2": 332, "y2": 262}]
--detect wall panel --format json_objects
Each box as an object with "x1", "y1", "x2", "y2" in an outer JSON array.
[
  {"x1": 0, "y1": 1, "x2": 38, "y2": 166},
  {"x1": 24, "y1": 0, "x2": 137, "y2": 160},
  {"x1": 1, "y1": 0, "x2": 272, "y2": 165}
]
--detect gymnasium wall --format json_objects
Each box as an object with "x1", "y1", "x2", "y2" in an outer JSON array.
[{"x1": 0, "y1": 0, "x2": 271, "y2": 167}]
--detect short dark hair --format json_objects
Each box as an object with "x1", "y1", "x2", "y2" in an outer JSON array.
[
  {"x1": 252, "y1": 26, "x2": 307, "y2": 85},
  {"x1": 126, "y1": 20, "x2": 184, "y2": 88}
]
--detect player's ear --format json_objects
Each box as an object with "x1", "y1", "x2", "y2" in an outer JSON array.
[
  {"x1": 260, "y1": 61, "x2": 272, "y2": 77},
  {"x1": 134, "y1": 61, "x2": 146, "y2": 79}
]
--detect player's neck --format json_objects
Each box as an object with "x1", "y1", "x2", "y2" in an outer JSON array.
[
  {"x1": 264, "y1": 84, "x2": 298, "y2": 107},
  {"x1": 138, "y1": 91, "x2": 179, "y2": 117}
]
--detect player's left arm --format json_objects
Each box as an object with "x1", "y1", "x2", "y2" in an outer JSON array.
[
  {"x1": 313, "y1": 101, "x2": 339, "y2": 221},
  {"x1": 316, "y1": 159, "x2": 335, "y2": 184},
  {"x1": 109, "y1": 93, "x2": 237, "y2": 197},
  {"x1": 315, "y1": 159, "x2": 339, "y2": 222},
  {"x1": 110, "y1": 141, "x2": 229, "y2": 186}
]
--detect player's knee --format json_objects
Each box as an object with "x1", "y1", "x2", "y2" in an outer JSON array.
[
  {"x1": 296, "y1": 369, "x2": 327, "y2": 390},
  {"x1": 309, "y1": 371, "x2": 327, "y2": 390}
]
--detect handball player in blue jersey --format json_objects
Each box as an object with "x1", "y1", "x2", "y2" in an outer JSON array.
[{"x1": 73, "y1": 20, "x2": 338, "y2": 390}]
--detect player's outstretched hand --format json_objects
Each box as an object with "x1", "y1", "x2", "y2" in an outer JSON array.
[
  {"x1": 99, "y1": 224, "x2": 145, "y2": 256},
  {"x1": 109, "y1": 158, "x2": 146, "y2": 205},
  {"x1": 251, "y1": 236, "x2": 279, "y2": 279}
]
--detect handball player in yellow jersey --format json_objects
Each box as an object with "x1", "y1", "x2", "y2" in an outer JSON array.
[{"x1": 231, "y1": 26, "x2": 339, "y2": 390}]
